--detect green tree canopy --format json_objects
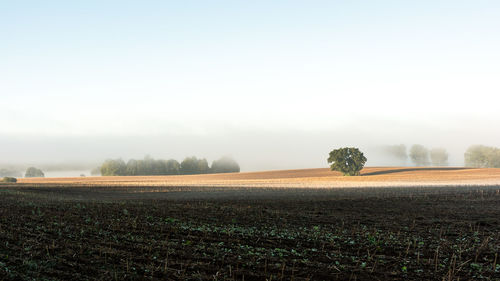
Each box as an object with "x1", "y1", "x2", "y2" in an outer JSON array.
[
  {"x1": 24, "y1": 167, "x2": 45, "y2": 178},
  {"x1": 165, "y1": 159, "x2": 180, "y2": 175},
  {"x1": 383, "y1": 144, "x2": 408, "y2": 164},
  {"x1": 180, "y1": 156, "x2": 200, "y2": 175},
  {"x1": 100, "y1": 159, "x2": 127, "y2": 176},
  {"x1": 97, "y1": 156, "x2": 239, "y2": 176},
  {"x1": 327, "y1": 147, "x2": 367, "y2": 176},
  {"x1": 465, "y1": 145, "x2": 500, "y2": 168},
  {"x1": 197, "y1": 158, "x2": 209, "y2": 174},
  {"x1": 409, "y1": 145, "x2": 429, "y2": 166},
  {"x1": 430, "y1": 148, "x2": 449, "y2": 166},
  {"x1": 1, "y1": 177, "x2": 17, "y2": 183},
  {"x1": 211, "y1": 156, "x2": 240, "y2": 173},
  {"x1": 126, "y1": 159, "x2": 139, "y2": 176}
]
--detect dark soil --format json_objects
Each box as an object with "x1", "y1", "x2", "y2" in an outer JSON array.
[{"x1": 1, "y1": 184, "x2": 500, "y2": 280}]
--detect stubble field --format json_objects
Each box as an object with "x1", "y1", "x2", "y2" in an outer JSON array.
[
  {"x1": 1, "y1": 167, "x2": 500, "y2": 280},
  {"x1": 18, "y1": 166, "x2": 500, "y2": 188}
]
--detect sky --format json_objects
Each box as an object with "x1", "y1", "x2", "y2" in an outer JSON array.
[{"x1": 1, "y1": 1, "x2": 499, "y2": 171}]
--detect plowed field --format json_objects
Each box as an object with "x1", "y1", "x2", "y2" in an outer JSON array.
[{"x1": 1, "y1": 167, "x2": 500, "y2": 280}]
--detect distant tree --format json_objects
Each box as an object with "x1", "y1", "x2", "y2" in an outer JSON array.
[
  {"x1": 180, "y1": 157, "x2": 200, "y2": 175},
  {"x1": 142, "y1": 155, "x2": 154, "y2": 175},
  {"x1": 465, "y1": 145, "x2": 500, "y2": 168},
  {"x1": 211, "y1": 156, "x2": 240, "y2": 173},
  {"x1": 489, "y1": 149, "x2": 500, "y2": 168},
  {"x1": 430, "y1": 148, "x2": 449, "y2": 166},
  {"x1": 126, "y1": 159, "x2": 139, "y2": 176},
  {"x1": 197, "y1": 158, "x2": 210, "y2": 174},
  {"x1": 383, "y1": 144, "x2": 408, "y2": 164},
  {"x1": 178, "y1": 157, "x2": 210, "y2": 174},
  {"x1": 409, "y1": 145, "x2": 429, "y2": 166},
  {"x1": 1, "y1": 177, "x2": 17, "y2": 183},
  {"x1": 100, "y1": 159, "x2": 127, "y2": 176},
  {"x1": 327, "y1": 147, "x2": 367, "y2": 176},
  {"x1": 465, "y1": 145, "x2": 488, "y2": 167},
  {"x1": 152, "y1": 159, "x2": 167, "y2": 175},
  {"x1": 165, "y1": 159, "x2": 180, "y2": 175},
  {"x1": 25, "y1": 167, "x2": 45, "y2": 178},
  {"x1": 135, "y1": 159, "x2": 146, "y2": 175}
]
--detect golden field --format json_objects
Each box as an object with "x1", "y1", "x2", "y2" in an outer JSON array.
[{"x1": 18, "y1": 167, "x2": 500, "y2": 188}]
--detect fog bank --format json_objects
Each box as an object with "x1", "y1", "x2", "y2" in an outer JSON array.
[{"x1": 1, "y1": 120, "x2": 498, "y2": 172}]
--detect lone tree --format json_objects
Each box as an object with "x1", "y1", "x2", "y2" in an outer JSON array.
[
  {"x1": 409, "y1": 144, "x2": 429, "y2": 166},
  {"x1": 327, "y1": 147, "x2": 367, "y2": 176},
  {"x1": 24, "y1": 167, "x2": 45, "y2": 178}
]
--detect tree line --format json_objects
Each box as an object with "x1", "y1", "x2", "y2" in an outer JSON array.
[
  {"x1": 99, "y1": 156, "x2": 240, "y2": 176},
  {"x1": 383, "y1": 144, "x2": 500, "y2": 168},
  {"x1": 383, "y1": 144, "x2": 449, "y2": 166},
  {"x1": 0, "y1": 167, "x2": 45, "y2": 178}
]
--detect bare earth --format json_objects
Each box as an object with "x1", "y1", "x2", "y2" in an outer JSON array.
[
  {"x1": 2, "y1": 167, "x2": 500, "y2": 280},
  {"x1": 18, "y1": 167, "x2": 500, "y2": 188}
]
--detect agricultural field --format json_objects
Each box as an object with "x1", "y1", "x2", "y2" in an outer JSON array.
[
  {"x1": 1, "y1": 167, "x2": 500, "y2": 280},
  {"x1": 18, "y1": 166, "x2": 500, "y2": 187}
]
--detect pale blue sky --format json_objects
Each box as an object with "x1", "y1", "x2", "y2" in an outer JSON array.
[{"x1": 1, "y1": 1, "x2": 499, "y2": 168}]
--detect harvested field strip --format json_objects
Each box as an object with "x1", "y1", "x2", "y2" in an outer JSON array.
[{"x1": 15, "y1": 167, "x2": 500, "y2": 188}]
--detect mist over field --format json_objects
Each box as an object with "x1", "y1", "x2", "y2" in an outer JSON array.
[
  {"x1": 1, "y1": 1, "x2": 499, "y2": 175},
  {"x1": 1, "y1": 117, "x2": 499, "y2": 174},
  {"x1": 3, "y1": 3, "x2": 500, "y2": 281}
]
